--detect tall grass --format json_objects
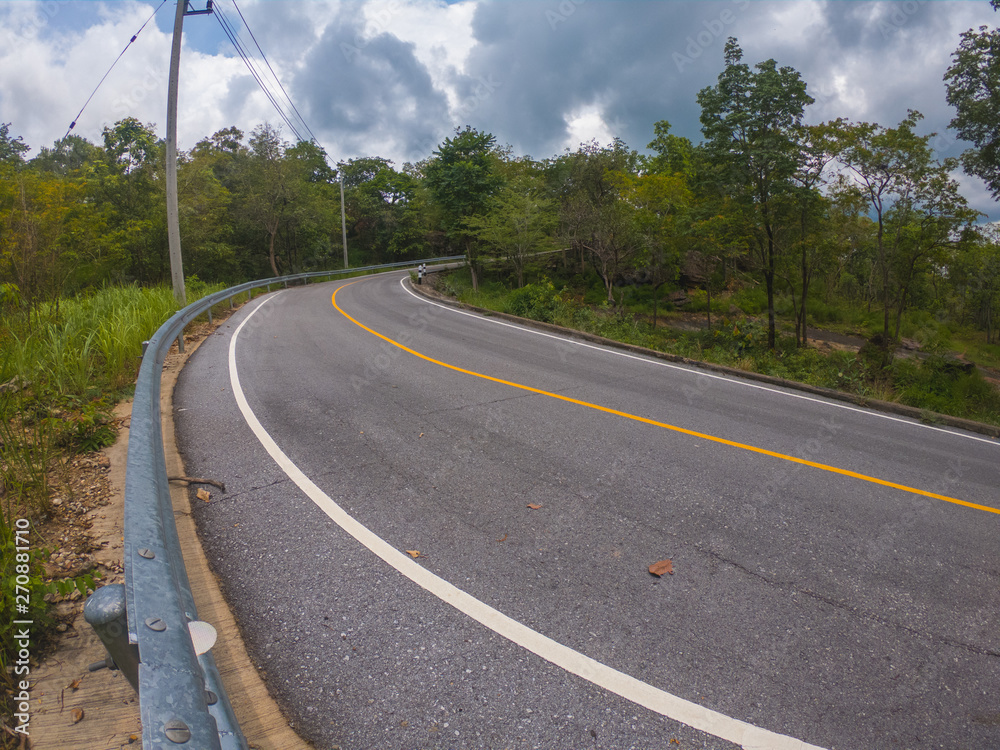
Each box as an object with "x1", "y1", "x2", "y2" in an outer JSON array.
[{"x1": 0, "y1": 281, "x2": 235, "y2": 734}]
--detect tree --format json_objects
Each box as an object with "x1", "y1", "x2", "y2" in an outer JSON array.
[
  {"x1": 30, "y1": 135, "x2": 102, "y2": 176},
  {"x1": 0, "y1": 123, "x2": 29, "y2": 165},
  {"x1": 97, "y1": 118, "x2": 163, "y2": 283},
  {"x1": 944, "y1": 2, "x2": 1000, "y2": 199},
  {"x1": 697, "y1": 37, "x2": 814, "y2": 348},
  {"x1": 615, "y1": 169, "x2": 690, "y2": 324},
  {"x1": 339, "y1": 157, "x2": 425, "y2": 264},
  {"x1": 464, "y1": 167, "x2": 557, "y2": 288},
  {"x1": 783, "y1": 123, "x2": 838, "y2": 347},
  {"x1": 828, "y1": 112, "x2": 978, "y2": 346},
  {"x1": 551, "y1": 139, "x2": 642, "y2": 303},
  {"x1": 951, "y1": 225, "x2": 1000, "y2": 343},
  {"x1": 424, "y1": 127, "x2": 502, "y2": 291},
  {"x1": 241, "y1": 123, "x2": 295, "y2": 277}
]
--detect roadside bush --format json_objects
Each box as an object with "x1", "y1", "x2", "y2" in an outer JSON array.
[
  {"x1": 731, "y1": 287, "x2": 768, "y2": 315},
  {"x1": 504, "y1": 280, "x2": 566, "y2": 323}
]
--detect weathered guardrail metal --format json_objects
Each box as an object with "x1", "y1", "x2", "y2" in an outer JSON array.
[{"x1": 84, "y1": 257, "x2": 463, "y2": 749}]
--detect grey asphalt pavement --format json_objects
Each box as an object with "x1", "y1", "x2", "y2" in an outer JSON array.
[{"x1": 174, "y1": 272, "x2": 1000, "y2": 750}]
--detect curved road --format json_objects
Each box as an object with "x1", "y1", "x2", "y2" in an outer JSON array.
[{"x1": 174, "y1": 272, "x2": 1000, "y2": 750}]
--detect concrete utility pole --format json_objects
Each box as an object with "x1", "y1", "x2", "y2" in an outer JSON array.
[
  {"x1": 340, "y1": 172, "x2": 349, "y2": 268},
  {"x1": 166, "y1": 1, "x2": 213, "y2": 307}
]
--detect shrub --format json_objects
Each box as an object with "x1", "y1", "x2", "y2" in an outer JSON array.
[{"x1": 504, "y1": 280, "x2": 565, "y2": 323}]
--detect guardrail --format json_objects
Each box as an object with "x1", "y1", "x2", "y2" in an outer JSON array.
[{"x1": 83, "y1": 256, "x2": 463, "y2": 749}]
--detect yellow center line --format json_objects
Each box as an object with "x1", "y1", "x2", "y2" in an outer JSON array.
[{"x1": 332, "y1": 282, "x2": 998, "y2": 516}]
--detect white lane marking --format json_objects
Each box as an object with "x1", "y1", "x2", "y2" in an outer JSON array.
[
  {"x1": 232, "y1": 294, "x2": 826, "y2": 750},
  {"x1": 396, "y1": 276, "x2": 999, "y2": 448}
]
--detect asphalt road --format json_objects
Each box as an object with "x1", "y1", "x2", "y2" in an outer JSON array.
[{"x1": 174, "y1": 271, "x2": 1000, "y2": 750}]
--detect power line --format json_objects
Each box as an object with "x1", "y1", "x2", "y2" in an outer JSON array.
[
  {"x1": 64, "y1": 0, "x2": 169, "y2": 140},
  {"x1": 214, "y1": 4, "x2": 304, "y2": 141},
  {"x1": 230, "y1": 0, "x2": 318, "y2": 144},
  {"x1": 214, "y1": 0, "x2": 319, "y2": 146}
]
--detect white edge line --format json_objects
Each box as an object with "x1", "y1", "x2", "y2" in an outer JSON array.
[
  {"x1": 396, "y1": 276, "x2": 999, "y2": 448},
  {"x1": 230, "y1": 292, "x2": 827, "y2": 750}
]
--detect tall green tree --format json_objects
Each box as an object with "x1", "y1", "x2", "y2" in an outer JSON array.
[
  {"x1": 944, "y1": 1, "x2": 1000, "y2": 199},
  {"x1": 551, "y1": 139, "x2": 642, "y2": 303},
  {"x1": 424, "y1": 127, "x2": 502, "y2": 291},
  {"x1": 339, "y1": 157, "x2": 424, "y2": 264},
  {"x1": 241, "y1": 123, "x2": 295, "y2": 277},
  {"x1": 465, "y1": 163, "x2": 557, "y2": 288},
  {"x1": 97, "y1": 117, "x2": 163, "y2": 283},
  {"x1": 697, "y1": 37, "x2": 814, "y2": 348},
  {"x1": 828, "y1": 112, "x2": 978, "y2": 345}
]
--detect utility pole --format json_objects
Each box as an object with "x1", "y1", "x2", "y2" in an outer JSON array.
[
  {"x1": 166, "y1": 1, "x2": 213, "y2": 307},
  {"x1": 340, "y1": 172, "x2": 348, "y2": 268}
]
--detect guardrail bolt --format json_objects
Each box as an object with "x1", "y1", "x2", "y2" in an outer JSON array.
[
  {"x1": 138, "y1": 548, "x2": 155, "y2": 559},
  {"x1": 164, "y1": 718, "x2": 191, "y2": 744},
  {"x1": 145, "y1": 617, "x2": 167, "y2": 632},
  {"x1": 205, "y1": 689, "x2": 218, "y2": 706}
]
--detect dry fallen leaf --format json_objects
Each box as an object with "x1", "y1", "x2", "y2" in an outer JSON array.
[
  {"x1": 71, "y1": 708, "x2": 84, "y2": 724},
  {"x1": 197, "y1": 488, "x2": 211, "y2": 503},
  {"x1": 406, "y1": 550, "x2": 421, "y2": 559},
  {"x1": 67, "y1": 678, "x2": 81, "y2": 691},
  {"x1": 648, "y1": 559, "x2": 674, "y2": 577},
  {"x1": 526, "y1": 504, "x2": 542, "y2": 510}
]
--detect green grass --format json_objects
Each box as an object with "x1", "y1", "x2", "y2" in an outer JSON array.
[{"x1": 0, "y1": 279, "x2": 241, "y2": 732}]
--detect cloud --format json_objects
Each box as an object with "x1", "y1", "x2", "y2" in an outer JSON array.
[
  {"x1": 1, "y1": 0, "x2": 997, "y2": 217},
  {"x1": 291, "y1": 7, "x2": 453, "y2": 161}
]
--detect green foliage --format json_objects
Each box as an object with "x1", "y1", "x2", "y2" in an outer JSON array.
[
  {"x1": 945, "y1": 19, "x2": 1000, "y2": 200},
  {"x1": 504, "y1": 280, "x2": 565, "y2": 323},
  {"x1": 0, "y1": 391, "x2": 55, "y2": 506},
  {"x1": 0, "y1": 520, "x2": 49, "y2": 670},
  {"x1": 731, "y1": 287, "x2": 768, "y2": 315},
  {"x1": 54, "y1": 398, "x2": 117, "y2": 453}
]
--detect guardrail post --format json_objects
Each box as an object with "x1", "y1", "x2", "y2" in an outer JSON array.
[
  {"x1": 84, "y1": 584, "x2": 140, "y2": 693},
  {"x1": 208, "y1": 307, "x2": 213, "y2": 325},
  {"x1": 177, "y1": 334, "x2": 185, "y2": 354}
]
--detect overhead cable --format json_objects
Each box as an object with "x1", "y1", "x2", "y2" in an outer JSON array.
[{"x1": 64, "y1": 0, "x2": 169, "y2": 140}]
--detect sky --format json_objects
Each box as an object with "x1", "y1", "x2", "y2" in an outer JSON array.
[{"x1": 1, "y1": 0, "x2": 997, "y2": 217}]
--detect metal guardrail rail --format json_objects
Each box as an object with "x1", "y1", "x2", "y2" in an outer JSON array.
[{"x1": 84, "y1": 257, "x2": 463, "y2": 749}]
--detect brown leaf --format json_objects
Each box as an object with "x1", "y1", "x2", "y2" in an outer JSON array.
[
  {"x1": 405, "y1": 550, "x2": 421, "y2": 559},
  {"x1": 526, "y1": 504, "x2": 542, "y2": 510},
  {"x1": 67, "y1": 678, "x2": 81, "y2": 691},
  {"x1": 71, "y1": 708, "x2": 84, "y2": 724},
  {"x1": 648, "y1": 559, "x2": 674, "y2": 577},
  {"x1": 197, "y1": 488, "x2": 211, "y2": 503}
]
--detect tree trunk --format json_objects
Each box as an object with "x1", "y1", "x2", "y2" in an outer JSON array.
[{"x1": 268, "y1": 229, "x2": 279, "y2": 277}]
